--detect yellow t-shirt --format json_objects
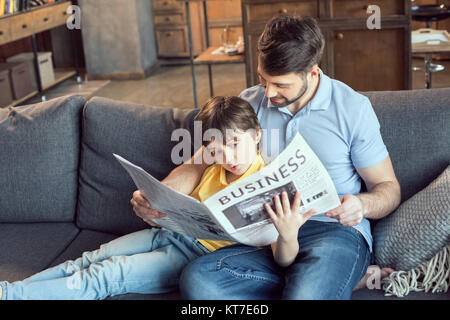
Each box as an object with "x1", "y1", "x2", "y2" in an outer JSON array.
[{"x1": 189, "y1": 153, "x2": 265, "y2": 252}]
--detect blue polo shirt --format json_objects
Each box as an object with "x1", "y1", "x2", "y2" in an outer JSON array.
[{"x1": 239, "y1": 69, "x2": 389, "y2": 252}]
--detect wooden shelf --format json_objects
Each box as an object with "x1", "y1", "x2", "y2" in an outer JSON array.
[
  {"x1": 0, "y1": 1, "x2": 67, "y2": 20},
  {"x1": 2, "y1": 68, "x2": 77, "y2": 108},
  {"x1": 42, "y1": 69, "x2": 77, "y2": 91},
  {"x1": 3, "y1": 90, "x2": 39, "y2": 109},
  {"x1": 0, "y1": 1, "x2": 72, "y2": 45},
  {"x1": 194, "y1": 46, "x2": 244, "y2": 64},
  {"x1": 0, "y1": 1, "x2": 81, "y2": 109}
]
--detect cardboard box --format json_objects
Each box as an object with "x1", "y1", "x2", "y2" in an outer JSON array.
[
  {"x1": 7, "y1": 52, "x2": 55, "y2": 89},
  {"x1": 0, "y1": 69, "x2": 13, "y2": 107},
  {"x1": 0, "y1": 62, "x2": 34, "y2": 100}
]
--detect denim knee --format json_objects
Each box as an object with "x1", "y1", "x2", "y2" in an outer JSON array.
[
  {"x1": 179, "y1": 256, "x2": 219, "y2": 299},
  {"x1": 179, "y1": 246, "x2": 284, "y2": 300}
]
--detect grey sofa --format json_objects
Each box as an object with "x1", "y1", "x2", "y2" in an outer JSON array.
[{"x1": 0, "y1": 88, "x2": 449, "y2": 300}]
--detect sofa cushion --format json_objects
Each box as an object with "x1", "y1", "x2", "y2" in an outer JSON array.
[
  {"x1": 49, "y1": 229, "x2": 120, "y2": 267},
  {"x1": 373, "y1": 165, "x2": 450, "y2": 271},
  {"x1": 76, "y1": 97, "x2": 199, "y2": 235},
  {"x1": 0, "y1": 95, "x2": 85, "y2": 222},
  {"x1": 0, "y1": 223, "x2": 79, "y2": 282},
  {"x1": 362, "y1": 88, "x2": 450, "y2": 203}
]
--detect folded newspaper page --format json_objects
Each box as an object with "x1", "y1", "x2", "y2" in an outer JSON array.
[{"x1": 114, "y1": 132, "x2": 341, "y2": 247}]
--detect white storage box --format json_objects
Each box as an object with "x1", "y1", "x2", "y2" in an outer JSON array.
[
  {"x1": 412, "y1": 28, "x2": 450, "y2": 45},
  {"x1": 7, "y1": 52, "x2": 55, "y2": 89}
]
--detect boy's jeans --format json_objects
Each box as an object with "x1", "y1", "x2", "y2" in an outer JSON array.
[
  {"x1": 180, "y1": 220, "x2": 371, "y2": 300},
  {"x1": 1, "y1": 228, "x2": 209, "y2": 300}
]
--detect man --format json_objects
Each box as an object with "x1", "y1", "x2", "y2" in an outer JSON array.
[{"x1": 131, "y1": 15, "x2": 400, "y2": 299}]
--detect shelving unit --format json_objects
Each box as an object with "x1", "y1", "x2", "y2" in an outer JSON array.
[
  {"x1": 0, "y1": 0, "x2": 81, "y2": 108},
  {"x1": 153, "y1": 0, "x2": 243, "y2": 59},
  {"x1": 177, "y1": 0, "x2": 245, "y2": 108},
  {"x1": 152, "y1": 0, "x2": 205, "y2": 58},
  {"x1": 194, "y1": 46, "x2": 244, "y2": 97},
  {"x1": 242, "y1": 0, "x2": 412, "y2": 91}
]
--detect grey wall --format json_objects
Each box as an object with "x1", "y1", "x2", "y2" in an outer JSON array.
[
  {"x1": 136, "y1": 0, "x2": 157, "y2": 72},
  {"x1": 79, "y1": 0, "x2": 157, "y2": 77}
]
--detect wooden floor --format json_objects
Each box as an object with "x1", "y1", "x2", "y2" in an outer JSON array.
[
  {"x1": 89, "y1": 58, "x2": 450, "y2": 109},
  {"x1": 18, "y1": 58, "x2": 450, "y2": 110},
  {"x1": 93, "y1": 63, "x2": 248, "y2": 109},
  {"x1": 26, "y1": 77, "x2": 110, "y2": 105}
]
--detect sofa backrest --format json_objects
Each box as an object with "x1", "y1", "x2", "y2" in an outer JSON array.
[
  {"x1": 362, "y1": 88, "x2": 450, "y2": 202},
  {"x1": 0, "y1": 95, "x2": 85, "y2": 223},
  {"x1": 77, "y1": 88, "x2": 449, "y2": 234},
  {"x1": 76, "y1": 97, "x2": 199, "y2": 235}
]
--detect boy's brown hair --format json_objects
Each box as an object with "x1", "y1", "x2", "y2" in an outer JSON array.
[{"x1": 197, "y1": 96, "x2": 261, "y2": 147}]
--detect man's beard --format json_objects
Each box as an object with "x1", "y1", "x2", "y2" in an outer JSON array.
[{"x1": 270, "y1": 78, "x2": 308, "y2": 108}]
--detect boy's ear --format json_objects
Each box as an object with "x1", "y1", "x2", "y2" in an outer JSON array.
[{"x1": 255, "y1": 129, "x2": 262, "y2": 144}]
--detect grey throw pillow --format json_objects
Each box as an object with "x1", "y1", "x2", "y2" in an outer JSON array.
[
  {"x1": 0, "y1": 95, "x2": 85, "y2": 222},
  {"x1": 76, "y1": 97, "x2": 199, "y2": 235},
  {"x1": 373, "y1": 165, "x2": 450, "y2": 271}
]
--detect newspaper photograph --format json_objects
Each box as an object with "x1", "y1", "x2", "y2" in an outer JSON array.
[{"x1": 114, "y1": 132, "x2": 341, "y2": 247}]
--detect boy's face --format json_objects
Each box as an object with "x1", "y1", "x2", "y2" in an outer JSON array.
[{"x1": 205, "y1": 128, "x2": 261, "y2": 177}]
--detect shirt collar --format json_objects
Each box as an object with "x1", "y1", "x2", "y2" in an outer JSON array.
[{"x1": 307, "y1": 68, "x2": 331, "y2": 111}]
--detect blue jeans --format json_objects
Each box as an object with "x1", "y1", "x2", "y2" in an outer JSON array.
[
  {"x1": 0, "y1": 228, "x2": 209, "y2": 300},
  {"x1": 180, "y1": 220, "x2": 370, "y2": 300}
]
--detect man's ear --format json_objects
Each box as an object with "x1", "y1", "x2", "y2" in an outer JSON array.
[{"x1": 308, "y1": 65, "x2": 320, "y2": 79}]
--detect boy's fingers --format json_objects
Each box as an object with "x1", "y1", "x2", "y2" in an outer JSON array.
[
  {"x1": 292, "y1": 190, "x2": 302, "y2": 211},
  {"x1": 264, "y1": 203, "x2": 277, "y2": 222},
  {"x1": 130, "y1": 198, "x2": 142, "y2": 211},
  {"x1": 281, "y1": 191, "x2": 291, "y2": 213},
  {"x1": 150, "y1": 208, "x2": 166, "y2": 218},
  {"x1": 133, "y1": 190, "x2": 151, "y2": 208},
  {"x1": 131, "y1": 198, "x2": 148, "y2": 213},
  {"x1": 274, "y1": 194, "x2": 283, "y2": 216},
  {"x1": 131, "y1": 198, "x2": 166, "y2": 219}
]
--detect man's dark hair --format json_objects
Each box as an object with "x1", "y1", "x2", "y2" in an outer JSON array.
[
  {"x1": 258, "y1": 15, "x2": 325, "y2": 76},
  {"x1": 198, "y1": 96, "x2": 261, "y2": 147}
]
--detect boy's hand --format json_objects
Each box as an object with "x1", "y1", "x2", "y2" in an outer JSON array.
[
  {"x1": 265, "y1": 191, "x2": 316, "y2": 242},
  {"x1": 130, "y1": 190, "x2": 166, "y2": 227}
]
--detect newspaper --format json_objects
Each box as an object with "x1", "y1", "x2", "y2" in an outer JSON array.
[{"x1": 114, "y1": 132, "x2": 341, "y2": 247}]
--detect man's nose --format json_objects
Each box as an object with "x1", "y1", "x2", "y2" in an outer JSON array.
[{"x1": 265, "y1": 83, "x2": 277, "y2": 98}]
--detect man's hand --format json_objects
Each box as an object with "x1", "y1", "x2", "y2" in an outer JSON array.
[
  {"x1": 326, "y1": 194, "x2": 364, "y2": 227},
  {"x1": 130, "y1": 190, "x2": 166, "y2": 227}
]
